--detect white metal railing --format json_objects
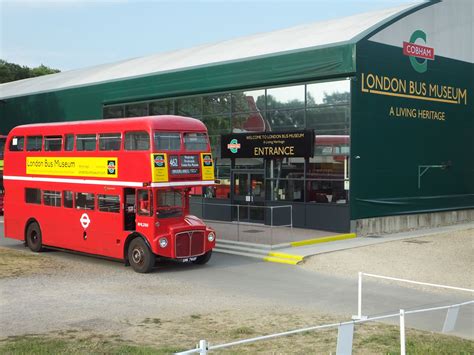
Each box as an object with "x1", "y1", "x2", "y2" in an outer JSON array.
[
  {"x1": 353, "y1": 271, "x2": 474, "y2": 321},
  {"x1": 191, "y1": 201, "x2": 293, "y2": 245},
  {"x1": 176, "y1": 299, "x2": 474, "y2": 355},
  {"x1": 177, "y1": 272, "x2": 474, "y2": 354}
]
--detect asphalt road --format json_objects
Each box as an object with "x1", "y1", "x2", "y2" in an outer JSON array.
[{"x1": 1, "y1": 217, "x2": 473, "y2": 341}]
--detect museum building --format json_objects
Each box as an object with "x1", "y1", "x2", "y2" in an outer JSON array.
[{"x1": 0, "y1": 0, "x2": 472, "y2": 234}]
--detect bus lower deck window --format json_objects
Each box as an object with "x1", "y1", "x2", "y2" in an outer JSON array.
[
  {"x1": 25, "y1": 188, "x2": 41, "y2": 204},
  {"x1": 64, "y1": 191, "x2": 74, "y2": 208},
  {"x1": 76, "y1": 192, "x2": 95, "y2": 210},
  {"x1": 98, "y1": 194, "x2": 120, "y2": 213},
  {"x1": 43, "y1": 190, "x2": 61, "y2": 207}
]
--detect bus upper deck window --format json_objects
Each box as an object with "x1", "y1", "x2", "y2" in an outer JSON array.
[
  {"x1": 44, "y1": 136, "x2": 62, "y2": 151},
  {"x1": 154, "y1": 132, "x2": 181, "y2": 151},
  {"x1": 124, "y1": 131, "x2": 150, "y2": 151},
  {"x1": 184, "y1": 133, "x2": 208, "y2": 151},
  {"x1": 76, "y1": 134, "x2": 96, "y2": 151},
  {"x1": 65, "y1": 134, "x2": 74, "y2": 151},
  {"x1": 26, "y1": 136, "x2": 42, "y2": 151},
  {"x1": 9, "y1": 136, "x2": 24, "y2": 151},
  {"x1": 99, "y1": 133, "x2": 121, "y2": 151}
]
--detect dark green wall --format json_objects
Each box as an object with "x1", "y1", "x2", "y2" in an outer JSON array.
[
  {"x1": 0, "y1": 44, "x2": 354, "y2": 134},
  {"x1": 351, "y1": 40, "x2": 474, "y2": 219}
]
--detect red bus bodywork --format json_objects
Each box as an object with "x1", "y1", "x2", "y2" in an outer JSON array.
[
  {"x1": 0, "y1": 135, "x2": 5, "y2": 214},
  {"x1": 3, "y1": 116, "x2": 216, "y2": 272}
]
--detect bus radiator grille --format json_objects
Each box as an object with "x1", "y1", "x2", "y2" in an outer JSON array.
[{"x1": 175, "y1": 231, "x2": 205, "y2": 258}]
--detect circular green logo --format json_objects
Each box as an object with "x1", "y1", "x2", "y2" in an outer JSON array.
[{"x1": 227, "y1": 139, "x2": 241, "y2": 154}]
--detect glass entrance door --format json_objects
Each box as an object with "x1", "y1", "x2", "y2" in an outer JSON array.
[{"x1": 232, "y1": 171, "x2": 265, "y2": 223}]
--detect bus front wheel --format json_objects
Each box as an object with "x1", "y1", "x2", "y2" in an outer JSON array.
[
  {"x1": 26, "y1": 222, "x2": 43, "y2": 252},
  {"x1": 128, "y1": 238, "x2": 155, "y2": 273},
  {"x1": 192, "y1": 250, "x2": 212, "y2": 265}
]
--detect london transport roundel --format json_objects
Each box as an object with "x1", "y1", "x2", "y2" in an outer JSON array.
[{"x1": 80, "y1": 213, "x2": 91, "y2": 229}]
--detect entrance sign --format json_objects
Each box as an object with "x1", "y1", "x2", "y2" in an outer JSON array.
[{"x1": 221, "y1": 130, "x2": 314, "y2": 158}]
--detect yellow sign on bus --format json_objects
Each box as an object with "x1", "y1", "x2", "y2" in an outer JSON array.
[
  {"x1": 151, "y1": 153, "x2": 169, "y2": 182},
  {"x1": 26, "y1": 157, "x2": 118, "y2": 178},
  {"x1": 200, "y1": 153, "x2": 215, "y2": 181}
]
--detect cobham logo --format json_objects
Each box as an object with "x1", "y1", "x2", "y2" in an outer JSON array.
[
  {"x1": 403, "y1": 42, "x2": 434, "y2": 60},
  {"x1": 403, "y1": 30, "x2": 434, "y2": 73}
]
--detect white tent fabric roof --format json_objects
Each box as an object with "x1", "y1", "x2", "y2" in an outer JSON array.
[{"x1": 0, "y1": 3, "x2": 418, "y2": 100}]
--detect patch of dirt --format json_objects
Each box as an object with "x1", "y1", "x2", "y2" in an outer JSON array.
[
  {"x1": 301, "y1": 229, "x2": 474, "y2": 292},
  {"x1": 0, "y1": 247, "x2": 65, "y2": 279}
]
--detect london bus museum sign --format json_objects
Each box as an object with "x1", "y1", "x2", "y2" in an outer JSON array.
[{"x1": 221, "y1": 130, "x2": 314, "y2": 159}]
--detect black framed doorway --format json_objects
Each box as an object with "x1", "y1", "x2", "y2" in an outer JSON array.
[{"x1": 231, "y1": 170, "x2": 265, "y2": 223}]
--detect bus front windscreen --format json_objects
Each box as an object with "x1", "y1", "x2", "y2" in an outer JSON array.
[
  {"x1": 156, "y1": 190, "x2": 183, "y2": 218},
  {"x1": 183, "y1": 133, "x2": 208, "y2": 151}
]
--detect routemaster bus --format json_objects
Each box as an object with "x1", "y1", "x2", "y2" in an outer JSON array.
[{"x1": 3, "y1": 116, "x2": 216, "y2": 273}]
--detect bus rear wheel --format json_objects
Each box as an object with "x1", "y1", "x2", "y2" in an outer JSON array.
[
  {"x1": 128, "y1": 238, "x2": 155, "y2": 273},
  {"x1": 26, "y1": 222, "x2": 43, "y2": 252},
  {"x1": 192, "y1": 250, "x2": 212, "y2": 265}
]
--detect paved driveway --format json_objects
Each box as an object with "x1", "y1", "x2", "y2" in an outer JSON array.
[{"x1": 1, "y1": 217, "x2": 472, "y2": 340}]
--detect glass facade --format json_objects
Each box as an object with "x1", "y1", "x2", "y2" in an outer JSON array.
[{"x1": 103, "y1": 78, "x2": 350, "y2": 205}]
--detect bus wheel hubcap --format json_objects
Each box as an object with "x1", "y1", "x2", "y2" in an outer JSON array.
[{"x1": 132, "y1": 248, "x2": 144, "y2": 264}]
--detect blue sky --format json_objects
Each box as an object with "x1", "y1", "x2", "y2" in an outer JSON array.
[{"x1": 1, "y1": 0, "x2": 417, "y2": 71}]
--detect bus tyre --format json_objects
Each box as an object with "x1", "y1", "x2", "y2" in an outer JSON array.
[
  {"x1": 128, "y1": 238, "x2": 155, "y2": 273},
  {"x1": 26, "y1": 222, "x2": 43, "y2": 252},
  {"x1": 193, "y1": 250, "x2": 212, "y2": 265}
]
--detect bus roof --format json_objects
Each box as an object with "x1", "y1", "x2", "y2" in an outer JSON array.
[{"x1": 9, "y1": 115, "x2": 207, "y2": 135}]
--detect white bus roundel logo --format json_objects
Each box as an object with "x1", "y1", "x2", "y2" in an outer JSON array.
[{"x1": 80, "y1": 213, "x2": 91, "y2": 229}]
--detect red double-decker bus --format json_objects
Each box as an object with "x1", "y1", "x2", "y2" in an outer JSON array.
[{"x1": 4, "y1": 116, "x2": 216, "y2": 273}]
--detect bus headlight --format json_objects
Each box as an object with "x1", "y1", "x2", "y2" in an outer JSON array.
[
  {"x1": 159, "y1": 237, "x2": 168, "y2": 248},
  {"x1": 207, "y1": 232, "x2": 216, "y2": 242}
]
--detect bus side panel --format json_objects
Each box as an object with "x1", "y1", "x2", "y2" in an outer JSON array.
[{"x1": 4, "y1": 179, "x2": 27, "y2": 241}]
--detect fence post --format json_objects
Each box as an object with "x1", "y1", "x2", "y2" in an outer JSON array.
[
  {"x1": 270, "y1": 206, "x2": 274, "y2": 247},
  {"x1": 352, "y1": 272, "x2": 365, "y2": 320},
  {"x1": 199, "y1": 339, "x2": 208, "y2": 355},
  {"x1": 400, "y1": 309, "x2": 406, "y2": 355},
  {"x1": 358, "y1": 272, "x2": 362, "y2": 319},
  {"x1": 290, "y1": 205, "x2": 293, "y2": 236},
  {"x1": 237, "y1": 205, "x2": 240, "y2": 242}
]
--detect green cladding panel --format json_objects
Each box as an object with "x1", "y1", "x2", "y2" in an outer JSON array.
[
  {"x1": 351, "y1": 40, "x2": 474, "y2": 219},
  {"x1": 0, "y1": 43, "x2": 355, "y2": 134}
]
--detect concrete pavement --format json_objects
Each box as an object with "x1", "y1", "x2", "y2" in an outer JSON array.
[{"x1": 1, "y1": 217, "x2": 472, "y2": 339}]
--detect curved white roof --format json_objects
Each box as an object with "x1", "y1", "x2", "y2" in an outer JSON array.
[{"x1": 0, "y1": 3, "x2": 419, "y2": 100}]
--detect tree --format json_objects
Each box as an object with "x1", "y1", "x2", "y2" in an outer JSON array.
[{"x1": 0, "y1": 59, "x2": 60, "y2": 84}]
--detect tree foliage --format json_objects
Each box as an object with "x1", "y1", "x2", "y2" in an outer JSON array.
[{"x1": 0, "y1": 59, "x2": 60, "y2": 84}]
